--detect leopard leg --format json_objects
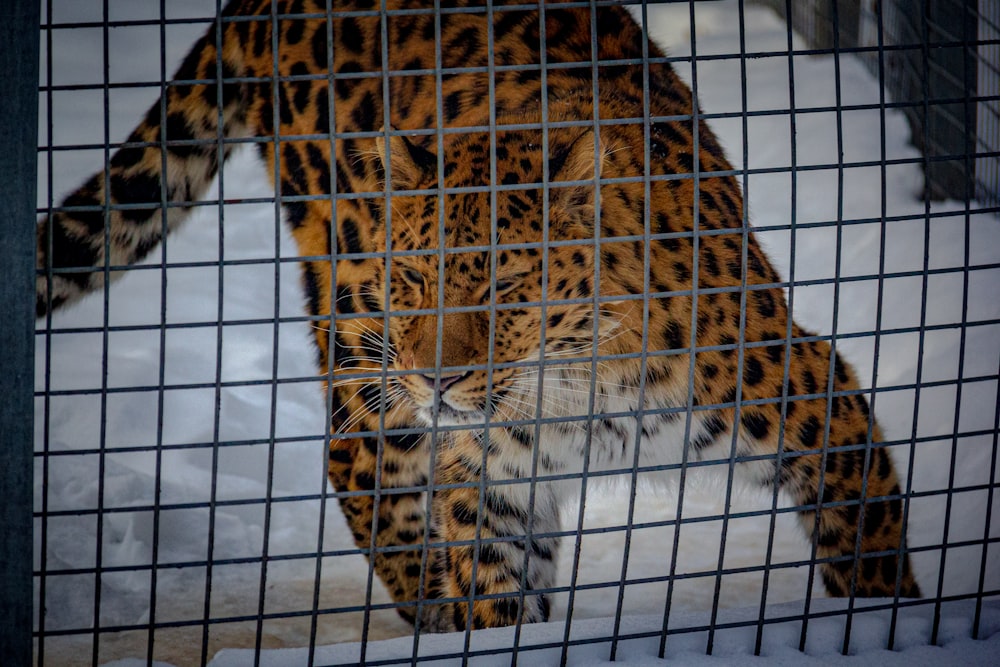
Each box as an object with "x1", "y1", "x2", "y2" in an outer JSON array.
[
  {"x1": 325, "y1": 423, "x2": 441, "y2": 625},
  {"x1": 757, "y1": 333, "x2": 921, "y2": 598},
  {"x1": 784, "y1": 429, "x2": 921, "y2": 599},
  {"x1": 424, "y1": 431, "x2": 560, "y2": 631},
  {"x1": 36, "y1": 13, "x2": 250, "y2": 316}
]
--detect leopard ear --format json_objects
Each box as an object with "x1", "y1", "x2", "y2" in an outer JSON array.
[
  {"x1": 549, "y1": 128, "x2": 605, "y2": 210},
  {"x1": 374, "y1": 125, "x2": 438, "y2": 191}
]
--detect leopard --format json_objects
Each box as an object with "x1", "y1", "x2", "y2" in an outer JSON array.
[{"x1": 36, "y1": 0, "x2": 920, "y2": 633}]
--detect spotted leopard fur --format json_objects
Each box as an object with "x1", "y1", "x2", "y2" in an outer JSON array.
[{"x1": 37, "y1": 0, "x2": 920, "y2": 632}]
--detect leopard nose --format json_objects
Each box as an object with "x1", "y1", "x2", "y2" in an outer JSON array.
[{"x1": 419, "y1": 371, "x2": 467, "y2": 392}]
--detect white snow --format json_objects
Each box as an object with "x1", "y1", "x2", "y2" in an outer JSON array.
[{"x1": 34, "y1": 1, "x2": 999, "y2": 665}]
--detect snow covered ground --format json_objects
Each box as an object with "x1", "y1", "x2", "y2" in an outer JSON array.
[{"x1": 34, "y1": 1, "x2": 999, "y2": 665}]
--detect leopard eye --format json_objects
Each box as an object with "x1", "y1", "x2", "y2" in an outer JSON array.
[
  {"x1": 495, "y1": 279, "x2": 518, "y2": 293},
  {"x1": 481, "y1": 273, "x2": 526, "y2": 303},
  {"x1": 400, "y1": 266, "x2": 424, "y2": 287},
  {"x1": 494, "y1": 275, "x2": 524, "y2": 295}
]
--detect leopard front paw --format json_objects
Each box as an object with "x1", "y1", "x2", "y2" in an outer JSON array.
[{"x1": 417, "y1": 600, "x2": 458, "y2": 633}]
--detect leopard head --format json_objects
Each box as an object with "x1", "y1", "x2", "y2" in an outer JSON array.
[{"x1": 369, "y1": 123, "x2": 628, "y2": 427}]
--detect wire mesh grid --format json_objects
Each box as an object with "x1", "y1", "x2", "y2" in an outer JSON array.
[{"x1": 28, "y1": 1, "x2": 1000, "y2": 666}]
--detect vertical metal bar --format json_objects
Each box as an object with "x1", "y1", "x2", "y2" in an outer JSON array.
[
  {"x1": 464, "y1": 2, "x2": 502, "y2": 658},
  {"x1": 827, "y1": 0, "x2": 872, "y2": 653},
  {"x1": 973, "y1": 354, "x2": 1000, "y2": 638},
  {"x1": 94, "y1": 2, "x2": 114, "y2": 661},
  {"x1": 409, "y1": 1, "x2": 448, "y2": 656},
  {"x1": 147, "y1": 1, "x2": 174, "y2": 661},
  {"x1": 860, "y1": 0, "x2": 906, "y2": 651},
  {"x1": 0, "y1": 0, "x2": 41, "y2": 664},
  {"x1": 753, "y1": 0, "x2": 797, "y2": 651},
  {"x1": 685, "y1": 0, "x2": 707, "y2": 653},
  {"x1": 37, "y1": 1, "x2": 55, "y2": 663},
  {"x1": 767, "y1": 0, "x2": 807, "y2": 651},
  {"x1": 888, "y1": 0, "x2": 934, "y2": 650},
  {"x1": 931, "y1": 2, "x2": 977, "y2": 643},
  {"x1": 873, "y1": 0, "x2": 908, "y2": 650},
  {"x1": 362, "y1": 2, "x2": 394, "y2": 661},
  {"x1": 913, "y1": 3, "x2": 940, "y2": 647},
  {"x1": 706, "y1": 0, "x2": 753, "y2": 651},
  {"x1": 203, "y1": 3, "x2": 230, "y2": 663},
  {"x1": 256, "y1": 0, "x2": 285, "y2": 659},
  {"x1": 609, "y1": 0, "x2": 654, "y2": 658},
  {"x1": 659, "y1": 0, "x2": 704, "y2": 657},
  {"x1": 311, "y1": 1, "x2": 339, "y2": 663},
  {"x1": 560, "y1": 1, "x2": 606, "y2": 661},
  {"x1": 513, "y1": 7, "x2": 553, "y2": 666}
]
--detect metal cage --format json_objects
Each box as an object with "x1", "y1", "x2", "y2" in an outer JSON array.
[{"x1": 4, "y1": 1, "x2": 998, "y2": 665}]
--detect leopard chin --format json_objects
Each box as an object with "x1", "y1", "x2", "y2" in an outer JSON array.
[{"x1": 414, "y1": 402, "x2": 486, "y2": 428}]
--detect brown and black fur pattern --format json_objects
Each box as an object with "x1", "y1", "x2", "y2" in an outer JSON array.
[{"x1": 37, "y1": 0, "x2": 919, "y2": 632}]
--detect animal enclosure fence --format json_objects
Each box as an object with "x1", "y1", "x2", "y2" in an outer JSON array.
[
  {"x1": 755, "y1": 0, "x2": 1000, "y2": 206},
  {"x1": 4, "y1": 1, "x2": 999, "y2": 665}
]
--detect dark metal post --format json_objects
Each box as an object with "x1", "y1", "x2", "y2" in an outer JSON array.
[
  {"x1": 0, "y1": 1, "x2": 41, "y2": 665},
  {"x1": 913, "y1": 0, "x2": 979, "y2": 201},
  {"x1": 750, "y1": 0, "x2": 860, "y2": 51},
  {"x1": 878, "y1": 0, "x2": 980, "y2": 201}
]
